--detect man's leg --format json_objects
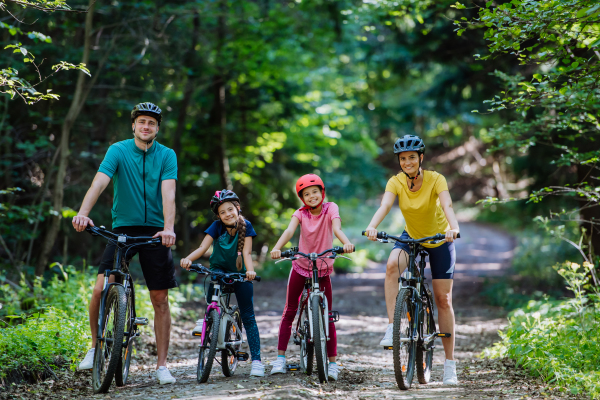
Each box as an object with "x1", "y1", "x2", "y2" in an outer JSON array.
[
  {"x1": 432, "y1": 279, "x2": 455, "y2": 360},
  {"x1": 89, "y1": 274, "x2": 116, "y2": 347},
  {"x1": 384, "y1": 248, "x2": 409, "y2": 323},
  {"x1": 150, "y1": 289, "x2": 171, "y2": 369}
]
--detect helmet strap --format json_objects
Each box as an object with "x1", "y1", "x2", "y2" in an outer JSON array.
[{"x1": 399, "y1": 156, "x2": 422, "y2": 189}]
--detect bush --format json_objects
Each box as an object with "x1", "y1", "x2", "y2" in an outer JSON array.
[{"x1": 483, "y1": 262, "x2": 600, "y2": 398}]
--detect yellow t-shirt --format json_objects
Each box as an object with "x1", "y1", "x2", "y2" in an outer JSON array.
[{"x1": 385, "y1": 170, "x2": 450, "y2": 248}]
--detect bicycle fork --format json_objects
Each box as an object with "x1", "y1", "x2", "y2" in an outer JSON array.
[{"x1": 307, "y1": 290, "x2": 330, "y2": 341}]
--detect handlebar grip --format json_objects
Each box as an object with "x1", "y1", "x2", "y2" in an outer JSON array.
[
  {"x1": 254, "y1": 276, "x2": 261, "y2": 282},
  {"x1": 457, "y1": 233, "x2": 461, "y2": 239},
  {"x1": 332, "y1": 246, "x2": 344, "y2": 254},
  {"x1": 362, "y1": 230, "x2": 386, "y2": 239},
  {"x1": 361, "y1": 230, "x2": 367, "y2": 236}
]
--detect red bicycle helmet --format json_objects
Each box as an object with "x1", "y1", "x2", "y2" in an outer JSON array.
[{"x1": 295, "y1": 174, "x2": 326, "y2": 209}]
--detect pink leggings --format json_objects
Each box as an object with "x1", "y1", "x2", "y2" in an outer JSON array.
[{"x1": 277, "y1": 268, "x2": 337, "y2": 357}]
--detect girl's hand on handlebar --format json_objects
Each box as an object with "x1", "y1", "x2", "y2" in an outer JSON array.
[
  {"x1": 180, "y1": 257, "x2": 192, "y2": 270},
  {"x1": 270, "y1": 249, "x2": 281, "y2": 260},
  {"x1": 245, "y1": 270, "x2": 256, "y2": 281},
  {"x1": 343, "y1": 243, "x2": 355, "y2": 253},
  {"x1": 365, "y1": 227, "x2": 378, "y2": 241},
  {"x1": 445, "y1": 229, "x2": 459, "y2": 243}
]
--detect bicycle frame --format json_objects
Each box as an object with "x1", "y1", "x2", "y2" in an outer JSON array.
[{"x1": 199, "y1": 282, "x2": 243, "y2": 352}]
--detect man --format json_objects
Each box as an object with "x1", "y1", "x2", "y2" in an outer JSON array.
[{"x1": 72, "y1": 102, "x2": 178, "y2": 385}]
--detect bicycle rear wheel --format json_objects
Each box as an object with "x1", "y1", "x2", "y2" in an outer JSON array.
[
  {"x1": 116, "y1": 289, "x2": 135, "y2": 387},
  {"x1": 299, "y1": 304, "x2": 314, "y2": 375},
  {"x1": 312, "y1": 296, "x2": 328, "y2": 383},
  {"x1": 221, "y1": 308, "x2": 242, "y2": 377},
  {"x1": 417, "y1": 291, "x2": 435, "y2": 384},
  {"x1": 393, "y1": 288, "x2": 416, "y2": 390},
  {"x1": 197, "y1": 309, "x2": 220, "y2": 383},
  {"x1": 92, "y1": 285, "x2": 127, "y2": 393}
]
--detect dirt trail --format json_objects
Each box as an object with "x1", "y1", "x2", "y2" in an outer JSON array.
[{"x1": 3, "y1": 222, "x2": 573, "y2": 400}]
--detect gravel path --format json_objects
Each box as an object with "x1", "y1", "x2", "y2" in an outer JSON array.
[{"x1": 2, "y1": 222, "x2": 574, "y2": 400}]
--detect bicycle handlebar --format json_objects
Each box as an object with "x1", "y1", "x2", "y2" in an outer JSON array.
[
  {"x1": 86, "y1": 225, "x2": 162, "y2": 244},
  {"x1": 188, "y1": 263, "x2": 261, "y2": 282},
  {"x1": 280, "y1": 246, "x2": 345, "y2": 259},
  {"x1": 361, "y1": 230, "x2": 460, "y2": 242}
]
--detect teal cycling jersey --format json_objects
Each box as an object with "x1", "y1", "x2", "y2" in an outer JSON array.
[{"x1": 98, "y1": 139, "x2": 177, "y2": 229}]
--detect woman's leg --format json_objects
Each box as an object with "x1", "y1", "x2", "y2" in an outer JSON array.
[
  {"x1": 432, "y1": 279, "x2": 455, "y2": 360},
  {"x1": 234, "y1": 281, "x2": 261, "y2": 361},
  {"x1": 277, "y1": 268, "x2": 307, "y2": 355},
  {"x1": 384, "y1": 248, "x2": 409, "y2": 323},
  {"x1": 319, "y1": 275, "x2": 336, "y2": 362}
]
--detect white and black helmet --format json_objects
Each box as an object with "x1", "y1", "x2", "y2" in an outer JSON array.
[
  {"x1": 393, "y1": 134, "x2": 425, "y2": 154},
  {"x1": 131, "y1": 102, "x2": 162, "y2": 126}
]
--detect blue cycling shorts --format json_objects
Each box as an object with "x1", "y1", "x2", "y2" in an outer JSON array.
[{"x1": 392, "y1": 230, "x2": 456, "y2": 280}]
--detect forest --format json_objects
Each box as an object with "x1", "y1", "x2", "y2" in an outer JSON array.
[{"x1": 1, "y1": 0, "x2": 599, "y2": 398}]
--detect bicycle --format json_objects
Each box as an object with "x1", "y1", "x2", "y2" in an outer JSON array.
[
  {"x1": 362, "y1": 230, "x2": 457, "y2": 390},
  {"x1": 85, "y1": 225, "x2": 160, "y2": 393},
  {"x1": 187, "y1": 263, "x2": 261, "y2": 383},
  {"x1": 276, "y1": 246, "x2": 350, "y2": 383}
]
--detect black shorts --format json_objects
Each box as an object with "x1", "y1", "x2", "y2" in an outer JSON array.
[
  {"x1": 392, "y1": 230, "x2": 456, "y2": 279},
  {"x1": 98, "y1": 226, "x2": 178, "y2": 291}
]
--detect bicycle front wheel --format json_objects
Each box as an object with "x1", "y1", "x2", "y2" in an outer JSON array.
[
  {"x1": 93, "y1": 285, "x2": 127, "y2": 393},
  {"x1": 197, "y1": 309, "x2": 220, "y2": 383},
  {"x1": 393, "y1": 288, "x2": 416, "y2": 390},
  {"x1": 299, "y1": 304, "x2": 313, "y2": 375},
  {"x1": 221, "y1": 307, "x2": 242, "y2": 377},
  {"x1": 116, "y1": 289, "x2": 135, "y2": 387},
  {"x1": 417, "y1": 291, "x2": 435, "y2": 384},
  {"x1": 311, "y1": 296, "x2": 328, "y2": 383}
]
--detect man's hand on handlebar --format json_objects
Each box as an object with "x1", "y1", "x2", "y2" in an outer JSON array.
[
  {"x1": 153, "y1": 229, "x2": 176, "y2": 247},
  {"x1": 343, "y1": 243, "x2": 355, "y2": 253},
  {"x1": 245, "y1": 270, "x2": 257, "y2": 281},
  {"x1": 72, "y1": 215, "x2": 94, "y2": 232},
  {"x1": 445, "y1": 229, "x2": 459, "y2": 243},
  {"x1": 270, "y1": 249, "x2": 281, "y2": 260},
  {"x1": 364, "y1": 226, "x2": 378, "y2": 241},
  {"x1": 180, "y1": 257, "x2": 192, "y2": 271}
]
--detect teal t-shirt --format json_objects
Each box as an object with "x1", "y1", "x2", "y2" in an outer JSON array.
[{"x1": 98, "y1": 139, "x2": 178, "y2": 229}]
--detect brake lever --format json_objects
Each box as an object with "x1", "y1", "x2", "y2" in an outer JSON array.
[
  {"x1": 377, "y1": 239, "x2": 389, "y2": 243},
  {"x1": 336, "y1": 256, "x2": 352, "y2": 261},
  {"x1": 275, "y1": 258, "x2": 292, "y2": 264}
]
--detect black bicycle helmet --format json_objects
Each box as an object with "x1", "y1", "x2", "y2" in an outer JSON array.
[
  {"x1": 210, "y1": 189, "x2": 240, "y2": 215},
  {"x1": 131, "y1": 102, "x2": 162, "y2": 126},
  {"x1": 393, "y1": 134, "x2": 425, "y2": 154}
]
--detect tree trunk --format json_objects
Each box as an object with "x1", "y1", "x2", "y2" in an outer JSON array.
[
  {"x1": 35, "y1": 0, "x2": 95, "y2": 275},
  {"x1": 215, "y1": 0, "x2": 232, "y2": 190},
  {"x1": 577, "y1": 163, "x2": 600, "y2": 259}
]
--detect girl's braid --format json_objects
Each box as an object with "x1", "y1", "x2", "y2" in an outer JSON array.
[{"x1": 231, "y1": 201, "x2": 246, "y2": 271}]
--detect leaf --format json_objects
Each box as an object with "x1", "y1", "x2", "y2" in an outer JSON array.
[
  {"x1": 450, "y1": 2, "x2": 466, "y2": 9},
  {"x1": 533, "y1": 73, "x2": 542, "y2": 81},
  {"x1": 20, "y1": 47, "x2": 27, "y2": 56}
]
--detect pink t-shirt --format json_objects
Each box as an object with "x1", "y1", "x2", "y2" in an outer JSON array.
[{"x1": 291, "y1": 202, "x2": 341, "y2": 278}]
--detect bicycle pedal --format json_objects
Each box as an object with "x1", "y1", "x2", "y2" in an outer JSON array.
[
  {"x1": 287, "y1": 363, "x2": 300, "y2": 371},
  {"x1": 134, "y1": 317, "x2": 149, "y2": 326},
  {"x1": 236, "y1": 351, "x2": 249, "y2": 361},
  {"x1": 383, "y1": 346, "x2": 393, "y2": 350},
  {"x1": 436, "y1": 333, "x2": 452, "y2": 338},
  {"x1": 328, "y1": 310, "x2": 339, "y2": 323}
]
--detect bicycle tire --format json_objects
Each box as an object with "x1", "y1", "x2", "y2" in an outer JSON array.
[
  {"x1": 312, "y1": 296, "x2": 328, "y2": 383},
  {"x1": 393, "y1": 288, "x2": 416, "y2": 390},
  {"x1": 221, "y1": 308, "x2": 242, "y2": 377},
  {"x1": 197, "y1": 309, "x2": 220, "y2": 383},
  {"x1": 92, "y1": 285, "x2": 127, "y2": 393},
  {"x1": 115, "y1": 290, "x2": 135, "y2": 387},
  {"x1": 299, "y1": 305, "x2": 314, "y2": 375},
  {"x1": 417, "y1": 291, "x2": 435, "y2": 384}
]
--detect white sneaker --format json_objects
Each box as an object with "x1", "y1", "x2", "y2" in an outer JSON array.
[
  {"x1": 443, "y1": 360, "x2": 458, "y2": 385},
  {"x1": 379, "y1": 323, "x2": 393, "y2": 347},
  {"x1": 250, "y1": 360, "x2": 265, "y2": 377},
  {"x1": 156, "y1": 366, "x2": 176, "y2": 384},
  {"x1": 78, "y1": 348, "x2": 95, "y2": 370},
  {"x1": 191, "y1": 319, "x2": 203, "y2": 336},
  {"x1": 270, "y1": 357, "x2": 286, "y2": 375},
  {"x1": 328, "y1": 363, "x2": 339, "y2": 381}
]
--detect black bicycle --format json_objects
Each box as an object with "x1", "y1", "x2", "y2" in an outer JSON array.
[
  {"x1": 363, "y1": 231, "x2": 456, "y2": 390},
  {"x1": 276, "y1": 246, "x2": 349, "y2": 383},
  {"x1": 187, "y1": 264, "x2": 261, "y2": 383},
  {"x1": 86, "y1": 225, "x2": 160, "y2": 393}
]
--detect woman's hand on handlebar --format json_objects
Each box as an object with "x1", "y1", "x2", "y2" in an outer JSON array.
[
  {"x1": 245, "y1": 270, "x2": 257, "y2": 281},
  {"x1": 445, "y1": 229, "x2": 459, "y2": 243},
  {"x1": 270, "y1": 249, "x2": 281, "y2": 260},
  {"x1": 343, "y1": 243, "x2": 355, "y2": 253},
  {"x1": 180, "y1": 257, "x2": 192, "y2": 270},
  {"x1": 365, "y1": 227, "x2": 378, "y2": 241}
]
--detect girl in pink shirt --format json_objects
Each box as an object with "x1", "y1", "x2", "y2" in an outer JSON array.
[{"x1": 269, "y1": 174, "x2": 354, "y2": 381}]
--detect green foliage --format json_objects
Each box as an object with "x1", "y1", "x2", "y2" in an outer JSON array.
[
  {"x1": 484, "y1": 261, "x2": 600, "y2": 398},
  {"x1": 0, "y1": 307, "x2": 88, "y2": 378}
]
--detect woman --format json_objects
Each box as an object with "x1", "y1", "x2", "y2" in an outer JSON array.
[{"x1": 364, "y1": 134, "x2": 460, "y2": 385}]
